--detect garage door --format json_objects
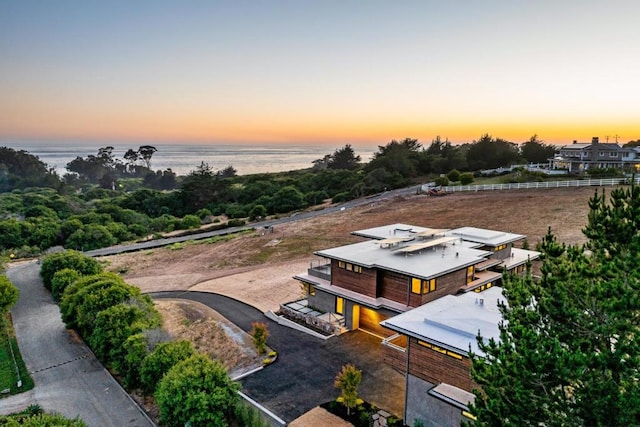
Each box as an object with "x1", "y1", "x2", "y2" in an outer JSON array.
[{"x1": 358, "y1": 307, "x2": 394, "y2": 337}]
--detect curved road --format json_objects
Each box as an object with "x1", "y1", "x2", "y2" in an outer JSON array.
[
  {"x1": 151, "y1": 291, "x2": 405, "y2": 423},
  {"x1": 0, "y1": 262, "x2": 154, "y2": 427}
]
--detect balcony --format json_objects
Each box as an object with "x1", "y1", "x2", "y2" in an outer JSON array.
[{"x1": 308, "y1": 260, "x2": 331, "y2": 281}]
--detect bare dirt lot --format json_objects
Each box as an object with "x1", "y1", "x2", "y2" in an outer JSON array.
[
  {"x1": 104, "y1": 186, "x2": 598, "y2": 311},
  {"x1": 102, "y1": 186, "x2": 601, "y2": 425}
]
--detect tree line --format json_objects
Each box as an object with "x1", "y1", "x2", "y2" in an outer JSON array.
[{"x1": 0, "y1": 134, "x2": 599, "y2": 256}]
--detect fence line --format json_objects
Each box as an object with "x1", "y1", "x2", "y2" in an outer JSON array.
[{"x1": 435, "y1": 177, "x2": 640, "y2": 193}]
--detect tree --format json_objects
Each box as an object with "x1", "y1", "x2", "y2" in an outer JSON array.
[
  {"x1": 0, "y1": 275, "x2": 19, "y2": 312},
  {"x1": 520, "y1": 134, "x2": 557, "y2": 164},
  {"x1": 251, "y1": 322, "x2": 269, "y2": 354},
  {"x1": 155, "y1": 354, "x2": 240, "y2": 427},
  {"x1": 270, "y1": 186, "x2": 306, "y2": 213},
  {"x1": 0, "y1": 147, "x2": 61, "y2": 192},
  {"x1": 138, "y1": 145, "x2": 157, "y2": 169},
  {"x1": 469, "y1": 185, "x2": 640, "y2": 426},
  {"x1": 365, "y1": 138, "x2": 423, "y2": 180},
  {"x1": 327, "y1": 144, "x2": 361, "y2": 170},
  {"x1": 334, "y1": 364, "x2": 362, "y2": 416},
  {"x1": 466, "y1": 134, "x2": 521, "y2": 171},
  {"x1": 123, "y1": 149, "x2": 139, "y2": 173},
  {"x1": 140, "y1": 340, "x2": 196, "y2": 393}
]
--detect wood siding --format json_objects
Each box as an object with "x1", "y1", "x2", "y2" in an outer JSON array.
[
  {"x1": 382, "y1": 344, "x2": 407, "y2": 373},
  {"x1": 419, "y1": 269, "x2": 467, "y2": 305},
  {"x1": 380, "y1": 270, "x2": 409, "y2": 304},
  {"x1": 331, "y1": 260, "x2": 377, "y2": 297},
  {"x1": 407, "y1": 338, "x2": 478, "y2": 392}
]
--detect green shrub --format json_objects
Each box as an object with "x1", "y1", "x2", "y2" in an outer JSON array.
[
  {"x1": 140, "y1": 340, "x2": 196, "y2": 393},
  {"x1": 459, "y1": 172, "x2": 474, "y2": 185},
  {"x1": 155, "y1": 354, "x2": 239, "y2": 427},
  {"x1": 40, "y1": 250, "x2": 103, "y2": 291},
  {"x1": 50, "y1": 268, "x2": 81, "y2": 302}
]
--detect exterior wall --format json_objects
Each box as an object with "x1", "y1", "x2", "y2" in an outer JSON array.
[
  {"x1": 380, "y1": 270, "x2": 410, "y2": 304},
  {"x1": 480, "y1": 243, "x2": 512, "y2": 260},
  {"x1": 406, "y1": 375, "x2": 468, "y2": 427},
  {"x1": 307, "y1": 288, "x2": 337, "y2": 314},
  {"x1": 407, "y1": 337, "x2": 476, "y2": 392},
  {"x1": 330, "y1": 260, "x2": 377, "y2": 298},
  {"x1": 417, "y1": 269, "x2": 467, "y2": 306},
  {"x1": 381, "y1": 341, "x2": 407, "y2": 373}
]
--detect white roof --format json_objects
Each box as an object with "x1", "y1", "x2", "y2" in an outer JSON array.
[
  {"x1": 381, "y1": 286, "x2": 504, "y2": 355},
  {"x1": 448, "y1": 226, "x2": 524, "y2": 247},
  {"x1": 352, "y1": 224, "x2": 446, "y2": 240},
  {"x1": 315, "y1": 238, "x2": 490, "y2": 281}
]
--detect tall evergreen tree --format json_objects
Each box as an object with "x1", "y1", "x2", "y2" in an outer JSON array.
[{"x1": 469, "y1": 185, "x2": 640, "y2": 426}]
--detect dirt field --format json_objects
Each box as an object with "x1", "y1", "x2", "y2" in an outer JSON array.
[
  {"x1": 104, "y1": 186, "x2": 598, "y2": 311},
  {"x1": 102, "y1": 186, "x2": 601, "y2": 426}
]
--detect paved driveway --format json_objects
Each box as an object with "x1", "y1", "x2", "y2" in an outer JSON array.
[
  {"x1": 0, "y1": 262, "x2": 154, "y2": 427},
  {"x1": 151, "y1": 291, "x2": 405, "y2": 423}
]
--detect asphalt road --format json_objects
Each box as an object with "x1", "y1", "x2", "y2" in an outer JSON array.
[
  {"x1": 151, "y1": 291, "x2": 405, "y2": 423},
  {"x1": 0, "y1": 262, "x2": 154, "y2": 427}
]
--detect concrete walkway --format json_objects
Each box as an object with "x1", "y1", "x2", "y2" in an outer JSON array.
[
  {"x1": 0, "y1": 262, "x2": 154, "y2": 427},
  {"x1": 151, "y1": 291, "x2": 405, "y2": 423}
]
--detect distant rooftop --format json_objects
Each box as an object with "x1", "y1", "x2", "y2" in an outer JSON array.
[
  {"x1": 381, "y1": 286, "x2": 504, "y2": 355},
  {"x1": 352, "y1": 224, "x2": 446, "y2": 240},
  {"x1": 448, "y1": 226, "x2": 524, "y2": 247},
  {"x1": 353, "y1": 223, "x2": 525, "y2": 248}
]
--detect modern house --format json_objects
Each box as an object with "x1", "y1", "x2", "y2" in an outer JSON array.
[
  {"x1": 381, "y1": 286, "x2": 503, "y2": 426},
  {"x1": 291, "y1": 223, "x2": 540, "y2": 425},
  {"x1": 551, "y1": 137, "x2": 640, "y2": 173}
]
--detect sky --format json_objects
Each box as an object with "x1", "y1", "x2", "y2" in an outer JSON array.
[{"x1": 1, "y1": 0, "x2": 639, "y2": 146}]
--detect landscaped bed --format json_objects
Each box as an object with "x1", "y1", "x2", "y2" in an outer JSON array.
[{"x1": 321, "y1": 399, "x2": 404, "y2": 427}]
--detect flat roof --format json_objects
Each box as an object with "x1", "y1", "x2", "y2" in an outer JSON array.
[
  {"x1": 352, "y1": 224, "x2": 443, "y2": 240},
  {"x1": 448, "y1": 226, "x2": 524, "y2": 246},
  {"x1": 315, "y1": 239, "x2": 490, "y2": 281},
  {"x1": 381, "y1": 286, "x2": 504, "y2": 355}
]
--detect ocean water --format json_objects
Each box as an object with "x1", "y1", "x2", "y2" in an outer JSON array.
[{"x1": 2, "y1": 141, "x2": 377, "y2": 176}]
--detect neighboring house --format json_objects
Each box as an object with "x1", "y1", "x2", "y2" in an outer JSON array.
[
  {"x1": 551, "y1": 137, "x2": 640, "y2": 173},
  {"x1": 292, "y1": 223, "x2": 540, "y2": 425}
]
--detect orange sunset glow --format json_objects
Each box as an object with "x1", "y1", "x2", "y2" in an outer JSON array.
[{"x1": 1, "y1": 1, "x2": 639, "y2": 146}]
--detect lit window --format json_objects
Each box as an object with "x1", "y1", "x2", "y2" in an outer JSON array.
[
  {"x1": 466, "y1": 266, "x2": 474, "y2": 283},
  {"x1": 353, "y1": 265, "x2": 362, "y2": 273},
  {"x1": 423, "y1": 278, "x2": 436, "y2": 293},
  {"x1": 338, "y1": 261, "x2": 345, "y2": 269},
  {"x1": 309, "y1": 285, "x2": 316, "y2": 296},
  {"x1": 411, "y1": 278, "x2": 421, "y2": 294},
  {"x1": 336, "y1": 297, "x2": 344, "y2": 314},
  {"x1": 418, "y1": 340, "x2": 464, "y2": 359},
  {"x1": 346, "y1": 263, "x2": 353, "y2": 271}
]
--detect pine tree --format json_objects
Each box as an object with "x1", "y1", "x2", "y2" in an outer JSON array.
[{"x1": 469, "y1": 186, "x2": 640, "y2": 426}]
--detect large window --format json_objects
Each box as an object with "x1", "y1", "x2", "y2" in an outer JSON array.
[
  {"x1": 336, "y1": 297, "x2": 344, "y2": 315},
  {"x1": 411, "y1": 278, "x2": 437, "y2": 294}
]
